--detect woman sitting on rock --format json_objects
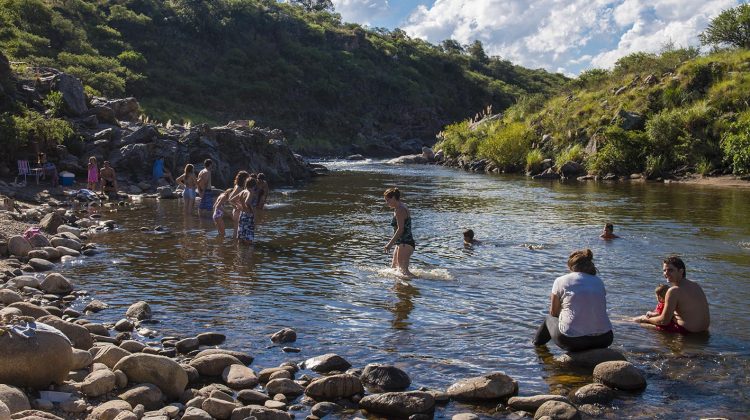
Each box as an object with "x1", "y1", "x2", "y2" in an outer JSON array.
[{"x1": 533, "y1": 249, "x2": 613, "y2": 351}]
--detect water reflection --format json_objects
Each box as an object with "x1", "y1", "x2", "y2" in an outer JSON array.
[{"x1": 391, "y1": 281, "x2": 419, "y2": 330}]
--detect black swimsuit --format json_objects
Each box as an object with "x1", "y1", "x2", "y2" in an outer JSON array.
[{"x1": 391, "y1": 215, "x2": 415, "y2": 248}]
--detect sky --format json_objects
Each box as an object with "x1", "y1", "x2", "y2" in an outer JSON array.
[{"x1": 330, "y1": 0, "x2": 743, "y2": 75}]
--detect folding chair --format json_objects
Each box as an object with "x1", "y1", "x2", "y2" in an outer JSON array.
[{"x1": 15, "y1": 160, "x2": 41, "y2": 185}]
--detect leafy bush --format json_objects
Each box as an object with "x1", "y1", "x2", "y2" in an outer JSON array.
[
  {"x1": 525, "y1": 149, "x2": 544, "y2": 173},
  {"x1": 587, "y1": 127, "x2": 648, "y2": 175},
  {"x1": 477, "y1": 121, "x2": 533, "y2": 170},
  {"x1": 43, "y1": 91, "x2": 64, "y2": 117},
  {"x1": 555, "y1": 144, "x2": 585, "y2": 165},
  {"x1": 721, "y1": 111, "x2": 750, "y2": 174}
]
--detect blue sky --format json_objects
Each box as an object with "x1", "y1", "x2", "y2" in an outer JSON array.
[{"x1": 331, "y1": 0, "x2": 743, "y2": 75}]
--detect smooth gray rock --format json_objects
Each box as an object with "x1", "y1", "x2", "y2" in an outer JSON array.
[
  {"x1": 534, "y1": 400, "x2": 580, "y2": 420},
  {"x1": 359, "y1": 391, "x2": 435, "y2": 418},
  {"x1": 360, "y1": 363, "x2": 411, "y2": 391},
  {"x1": 447, "y1": 372, "x2": 517, "y2": 401},
  {"x1": 593, "y1": 361, "x2": 646, "y2": 391},
  {"x1": 571, "y1": 383, "x2": 615, "y2": 404},
  {"x1": 507, "y1": 395, "x2": 568, "y2": 412},
  {"x1": 303, "y1": 353, "x2": 351, "y2": 373},
  {"x1": 114, "y1": 353, "x2": 188, "y2": 399},
  {"x1": 304, "y1": 374, "x2": 363, "y2": 401}
]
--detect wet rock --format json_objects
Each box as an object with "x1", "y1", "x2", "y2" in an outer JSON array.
[
  {"x1": 571, "y1": 383, "x2": 615, "y2": 404},
  {"x1": 282, "y1": 346, "x2": 301, "y2": 353},
  {"x1": 114, "y1": 353, "x2": 189, "y2": 399},
  {"x1": 40, "y1": 273, "x2": 73, "y2": 294},
  {"x1": 115, "y1": 319, "x2": 135, "y2": 332},
  {"x1": 266, "y1": 378, "x2": 304, "y2": 397},
  {"x1": 236, "y1": 389, "x2": 270, "y2": 405},
  {"x1": 0, "y1": 322, "x2": 73, "y2": 389},
  {"x1": 90, "y1": 400, "x2": 133, "y2": 420},
  {"x1": 593, "y1": 361, "x2": 646, "y2": 391},
  {"x1": 555, "y1": 348, "x2": 627, "y2": 369},
  {"x1": 189, "y1": 354, "x2": 243, "y2": 377},
  {"x1": 359, "y1": 391, "x2": 435, "y2": 418},
  {"x1": 80, "y1": 368, "x2": 117, "y2": 397},
  {"x1": 84, "y1": 299, "x2": 109, "y2": 313},
  {"x1": 28, "y1": 258, "x2": 55, "y2": 272},
  {"x1": 175, "y1": 337, "x2": 200, "y2": 354},
  {"x1": 50, "y1": 237, "x2": 81, "y2": 251},
  {"x1": 71, "y1": 348, "x2": 94, "y2": 370},
  {"x1": 119, "y1": 384, "x2": 164, "y2": 411},
  {"x1": 202, "y1": 397, "x2": 238, "y2": 420},
  {"x1": 533, "y1": 400, "x2": 580, "y2": 420},
  {"x1": 360, "y1": 363, "x2": 411, "y2": 391},
  {"x1": 94, "y1": 345, "x2": 132, "y2": 368},
  {"x1": 194, "y1": 348, "x2": 253, "y2": 365},
  {"x1": 311, "y1": 401, "x2": 341, "y2": 417},
  {"x1": 304, "y1": 374, "x2": 363, "y2": 401},
  {"x1": 40, "y1": 213, "x2": 65, "y2": 234},
  {"x1": 447, "y1": 372, "x2": 517, "y2": 401},
  {"x1": 182, "y1": 406, "x2": 212, "y2": 420},
  {"x1": 84, "y1": 322, "x2": 109, "y2": 336},
  {"x1": 222, "y1": 364, "x2": 259, "y2": 389},
  {"x1": 507, "y1": 395, "x2": 569, "y2": 412},
  {"x1": 558, "y1": 161, "x2": 585, "y2": 178},
  {"x1": 230, "y1": 405, "x2": 292, "y2": 420},
  {"x1": 8, "y1": 236, "x2": 32, "y2": 257},
  {"x1": 37, "y1": 315, "x2": 93, "y2": 349},
  {"x1": 270, "y1": 328, "x2": 297, "y2": 343},
  {"x1": 0, "y1": 384, "x2": 31, "y2": 414},
  {"x1": 303, "y1": 353, "x2": 351, "y2": 373},
  {"x1": 125, "y1": 301, "x2": 152, "y2": 320},
  {"x1": 259, "y1": 368, "x2": 291, "y2": 383},
  {"x1": 195, "y1": 331, "x2": 226, "y2": 345}
]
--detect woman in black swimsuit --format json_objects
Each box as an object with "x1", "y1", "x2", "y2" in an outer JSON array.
[{"x1": 384, "y1": 187, "x2": 415, "y2": 278}]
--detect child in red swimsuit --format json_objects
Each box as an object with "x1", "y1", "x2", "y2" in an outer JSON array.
[{"x1": 647, "y1": 284, "x2": 689, "y2": 334}]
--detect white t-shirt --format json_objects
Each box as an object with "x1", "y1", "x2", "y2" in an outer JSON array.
[{"x1": 551, "y1": 272, "x2": 612, "y2": 337}]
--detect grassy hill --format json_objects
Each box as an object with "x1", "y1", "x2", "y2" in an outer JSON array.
[
  {"x1": 0, "y1": 0, "x2": 566, "y2": 154},
  {"x1": 436, "y1": 47, "x2": 750, "y2": 177}
]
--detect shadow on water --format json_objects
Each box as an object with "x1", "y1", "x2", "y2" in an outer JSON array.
[{"x1": 65, "y1": 161, "x2": 750, "y2": 417}]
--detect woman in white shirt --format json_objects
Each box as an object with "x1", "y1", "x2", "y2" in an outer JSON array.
[{"x1": 533, "y1": 249, "x2": 613, "y2": 351}]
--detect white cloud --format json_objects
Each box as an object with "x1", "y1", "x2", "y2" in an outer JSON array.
[
  {"x1": 332, "y1": 0, "x2": 391, "y2": 26},
  {"x1": 398, "y1": 0, "x2": 740, "y2": 74}
]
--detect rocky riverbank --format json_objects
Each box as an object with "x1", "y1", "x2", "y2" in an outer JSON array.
[{"x1": 1, "y1": 192, "x2": 655, "y2": 420}]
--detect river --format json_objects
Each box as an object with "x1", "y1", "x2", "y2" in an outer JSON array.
[{"x1": 65, "y1": 160, "x2": 750, "y2": 418}]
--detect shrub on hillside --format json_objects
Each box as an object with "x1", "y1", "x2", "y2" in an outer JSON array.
[
  {"x1": 477, "y1": 121, "x2": 533, "y2": 170},
  {"x1": 555, "y1": 144, "x2": 585, "y2": 165},
  {"x1": 722, "y1": 111, "x2": 750, "y2": 174},
  {"x1": 587, "y1": 127, "x2": 648, "y2": 175},
  {"x1": 525, "y1": 149, "x2": 545, "y2": 173}
]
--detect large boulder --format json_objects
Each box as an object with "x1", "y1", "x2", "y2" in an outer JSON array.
[
  {"x1": 0, "y1": 384, "x2": 30, "y2": 414},
  {"x1": 39, "y1": 273, "x2": 74, "y2": 294},
  {"x1": 446, "y1": 372, "x2": 517, "y2": 401},
  {"x1": 36, "y1": 315, "x2": 93, "y2": 349},
  {"x1": 52, "y1": 73, "x2": 87, "y2": 116},
  {"x1": 359, "y1": 391, "x2": 435, "y2": 418},
  {"x1": 107, "y1": 97, "x2": 140, "y2": 122},
  {"x1": 94, "y1": 345, "x2": 132, "y2": 368},
  {"x1": 302, "y1": 353, "x2": 351, "y2": 373},
  {"x1": 304, "y1": 374, "x2": 363, "y2": 401},
  {"x1": 49, "y1": 237, "x2": 81, "y2": 251},
  {"x1": 189, "y1": 354, "x2": 243, "y2": 377},
  {"x1": 7, "y1": 236, "x2": 32, "y2": 257},
  {"x1": 593, "y1": 361, "x2": 647, "y2": 391},
  {"x1": 270, "y1": 328, "x2": 296, "y2": 343},
  {"x1": 39, "y1": 212, "x2": 64, "y2": 234},
  {"x1": 360, "y1": 363, "x2": 411, "y2": 391},
  {"x1": 113, "y1": 353, "x2": 188, "y2": 399},
  {"x1": 221, "y1": 364, "x2": 258, "y2": 390},
  {"x1": 125, "y1": 301, "x2": 152, "y2": 320},
  {"x1": 0, "y1": 322, "x2": 73, "y2": 388}
]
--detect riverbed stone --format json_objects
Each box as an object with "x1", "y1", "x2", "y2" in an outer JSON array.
[
  {"x1": 360, "y1": 363, "x2": 411, "y2": 391},
  {"x1": 194, "y1": 348, "x2": 253, "y2": 365},
  {"x1": 125, "y1": 301, "x2": 152, "y2": 320},
  {"x1": 311, "y1": 401, "x2": 341, "y2": 417},
  {"x1": 8, "y1": 302, "x2": 51, "y2": 319},
  {"x1": 268, "y1": 370, "x2": 292, "y2": 381},
  {"x1": 84, "y1": 322, "x2": 110, "y2": 336},
  {"x1": 114, "y1": 353, "x2": 188, "y2": 399},
  {"x1": 7, "y1": 275, "x2": 40, "y2": 289},
  {"x1": 55, "y1": 246, "x2": 80, "y2": 257},
  {"x1": 304, "y1": 374, "x2": 363, "y2": 401},
  {"x1": 0, "y1": 289, "x2": 22, "y2": 305},
  {"x1": 266, "y1": 378, "x2": 304, "y2": 397},
  {"x1": 452, "y1": 414, "x2": 479, "y2": 420},
  {"x1": 84, "y1": 299, "x2": 109, "y2": 313},
  {"x1": 303, "y1": 353, "x2": 351, "y2": 373},
  {"x1": 40, "y1": 273, "x2": 74, "y2": 294},
  {"x1": 556, "y1": 348, "x2": 627, "y2": 369},
  {"x1": 120, "y1": 340, "x2": 146, "y2": 353},
  {"x1": 27, "y1": 249, "x2": 51, "y2": 260},
  {"x1": 0, "y1": 384, "x2": 31, "y2": 414},
  {"x1": 359, "y1": 391, "x2": 435, "y2": 418},
  {"x1": 571, "y1": 383, "x2": 615, "y2": 404},
  {"x1": 202, "y1": 397, "x2": 238, "y2": 420},
  {"x1": 270, "y1": 328, "x2": 297, "y2": 343},
  {"x1": 115, "y1": 319, "x2": 135, "y2": 332},
  {"x1": 50, "y1": 237, "x2": 81, "y2": 251},
  {"x1": 0, "y1": 401, "x2": 10, "y2": 418},
  {"x1": 175, "y1": 337, "x2": 200, "y2": 354},
  {"x1": 196, "y1": 332, "x2": 226, "y2": 346},
  {"x1": 593, "y1": 361, "x2": 646, "y2": 391},
  {"x1": 181, "y1": 406, "x2": 212, "y2": 420},
  {"x1": 29, "y1": 234, "x2": 52, "y2": 249},
  {"x1": 447, "y1": 372, "x2": 517, "y2": 401},
  {"x1": 28, "y1": 258, "x2": 55, "y2": 272},
  {"x1": 533, "y1": 400, "x2": 580, "y2": 420},
  {"x1": 222, "y1": 364, "x2": 259, "y2": 389},
  {"x1": 41, "y1": 246, "x2": 61, "y2": 260},
  {"x1": 236, "y1": 390, "x2": 270, "y2": 405},
  {"x1": 0, "y1": 322, "x2": 73, "y2": 389},
  {"x1": 37, "y1": 315, "x2": 93, "y2": 349},
  {"x1": 230, "y1": 405, "x2": 292, "y2": 420},
  {"x1": 189, "y1": 354, "x2": 243, "y2": 377},
  {"x1": 8, "y1": 236, "x2": 32, "y2": 257},
  {"x1": 90, "y1": 400, "x2": 133, "y2": 420},
  {"x1": 507, "y1": 395, "x2": 569, "y2": 412},
  {"x1": 80, "y1": 368, "x2": 117, "y2": 397},
  {"x1": 259, "y1": 367, "x2": 291, "y2": 383},
  {"x1": 119, "y1": 384, "x2": 164, "y2": 411},
  {"x1": 94, "y1": 345, "x2": 132, "y2": 368},
  {"x1": 56, "y1": 225, "x2": 81, "y2": 237},
  {"x1": 72, "y1": 348, "x2": 94, "y2": 370}
]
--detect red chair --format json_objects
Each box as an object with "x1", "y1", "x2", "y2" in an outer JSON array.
[{"x1": 15, "y1": 160, "x2": 43, "y2": 185}]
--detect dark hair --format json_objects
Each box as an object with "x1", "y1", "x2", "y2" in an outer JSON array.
[
  {"x1": 463, "y1": 229, "x2": 474, "y2": 240},
  {"x1": 204, "y1": 159, "x2": 212, "y2": 168},
  {"x1": 384, "y1": 187, "x2": 400, "y2": 200},
  {"x1": 655, "y1": 284, "x2": 669, "y2": 298},
  {"x1": 605, "y1": 223, "x2": 614, "y2": 232},
  {"x1": 258, "y1": 173, "x2": 266, "y2": 181},
  {"x1": 567, "y1": 249, "x2": 597, "y2": 275},
  {"x1": 233, "y1": 171, "x2": 249, "y2": 187},
  {"x1": 663, "y1": 255, "x2": 686, "y2": 279},
  {"x1": 244, "y1": 177, "x2": 258, "y2": 190}
]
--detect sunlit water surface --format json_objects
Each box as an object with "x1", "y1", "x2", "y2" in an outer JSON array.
[{"x1": 63, "y1": 161, "x2": 750, "y2": 418}]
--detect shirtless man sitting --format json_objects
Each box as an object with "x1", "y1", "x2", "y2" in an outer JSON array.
[{"x1": 635, "y1": 256, "x2": 710, "y2": 333}]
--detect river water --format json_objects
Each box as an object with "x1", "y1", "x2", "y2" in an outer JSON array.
[{"x1": 65, "y1": 161, "x2": 750, "y2": 418}]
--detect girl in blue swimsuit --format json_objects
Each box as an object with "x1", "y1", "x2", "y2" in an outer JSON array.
[{"x1": 384, "y1": 187, "x2": 415, "y2": 278}]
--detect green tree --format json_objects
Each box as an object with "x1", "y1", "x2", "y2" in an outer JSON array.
[
  {"x1": 699, "y1": 4, "x2": 750, "y2": 49},
  {"x1": 440, "y1": 39, "x2": 464, "y2": 55},
  {"x1": 291, "y1": 0, "x2": 334, "y2": 13},
  {"x1": 467, "y1": 40, "x2": 489, "y2": 63}
]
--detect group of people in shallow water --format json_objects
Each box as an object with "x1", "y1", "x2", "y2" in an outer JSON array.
[
  {"x1": 175, "y1": 159, "x2": 269, "y2": 245},
  {"x1": 382, "y1": 188, "x2": 711, "y2": 353}
]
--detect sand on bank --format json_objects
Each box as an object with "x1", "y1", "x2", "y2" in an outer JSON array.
[{"x1": 668, "y1": 174, "x2": 750, "y2": 188}]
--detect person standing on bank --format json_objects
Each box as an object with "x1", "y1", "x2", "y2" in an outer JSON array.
[
  {"x1": 533, "y1": 249, "x2": 613, "y2": 351},
  {"x1": 197, "y1": 159, "x2": 214, "y2": 216},
  {"x1": 384, "y1": 187, "x2": 415, "y2": 278}
]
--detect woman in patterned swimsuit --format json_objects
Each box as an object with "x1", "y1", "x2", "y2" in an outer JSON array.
[
  {"x1": 383, "y1": 187, "x2": 415, "y2": 278},
  {"x1": 237, "y1": 177, "x2": 257, "y2": 245}
]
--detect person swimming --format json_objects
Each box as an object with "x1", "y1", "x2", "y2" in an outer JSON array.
[
  {"x1": 600, "y1": 223, "x2": 620, "y2": 239},
  {"x1": 463, "y1": 229, "x2": 482, "y2": 245}
]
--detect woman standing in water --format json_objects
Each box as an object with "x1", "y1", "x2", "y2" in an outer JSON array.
[
  {"x1": 237, "y1": 177, "x2": 258, "y2": 245},
  {"x1": 384, "y1": 187, "x2": 415, "y2": 278},
  {"x1": 176, "y1": 164, "x2": 198, "y2": 214},
  {"x1": 228, "y1": 171, "x2": 250, "y2": 238}
]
